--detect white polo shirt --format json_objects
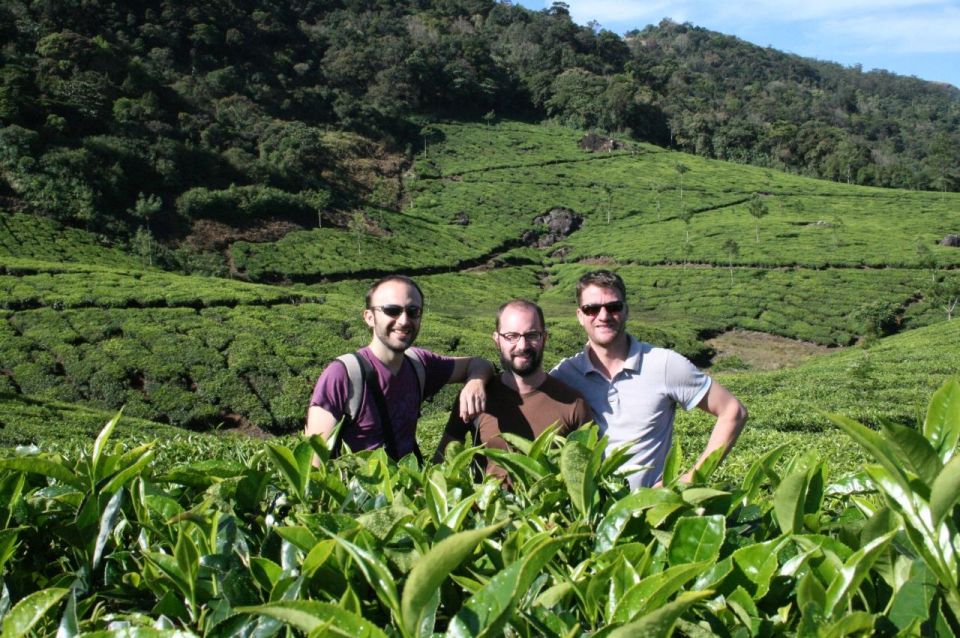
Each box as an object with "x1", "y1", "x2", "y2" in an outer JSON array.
[{"x1": 550, "y1": 335, "x2": 711, "y2": 488}]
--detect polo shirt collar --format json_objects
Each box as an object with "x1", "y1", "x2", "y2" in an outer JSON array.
[{"x1": 576, "y1": 334, "x2": 644, "y2": 375}]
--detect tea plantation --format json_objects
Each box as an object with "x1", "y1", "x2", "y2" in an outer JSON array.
[{"x1": 2, "y1": 120, "x2": 960, "y2": 635}]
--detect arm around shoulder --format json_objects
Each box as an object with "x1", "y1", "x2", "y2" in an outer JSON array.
[{"x1": 449, "y1": 356, "x2": 495, "y2": 422}]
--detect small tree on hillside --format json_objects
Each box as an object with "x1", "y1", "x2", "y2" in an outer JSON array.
[
  {"x1": 723, "y1": 238, "x2": 739, "y2": 284},
  {"x1": 651, "y1": 181, "x2": 666, "y2": 221},
  {"x1": 916, "y1": 240, "x2": 938, "y2": 284},
  {"x1": 678, "y1": 205, "x2": 693, "y2": 245},
  {"x1": 675, "y1": 162, "x2": 689, "y2": 208},
  {"x1": 747, "y1": 193, "x2": 768, "y2": 243},
  {"x1": 348, "y1": 211, "x2": 367, "y2": 256}
]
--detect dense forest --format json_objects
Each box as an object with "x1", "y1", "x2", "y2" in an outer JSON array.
[{"x1": 1, "y1": 0, "x2": 958, "y2": 248}]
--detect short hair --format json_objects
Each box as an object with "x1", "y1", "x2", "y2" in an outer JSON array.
[
  {"x1": 365, "y1": 275, "x2": 424, "y2": 309},
  {"x1": 495, "y1": 299, "x2": 545, "y2": 331},
  {"x1": 576, "y1": 270, "x2": 627, "y2": 305}
]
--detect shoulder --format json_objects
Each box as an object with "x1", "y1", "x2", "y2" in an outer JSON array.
[
  {"x1": 540, "y1": 375, "x2": 586, "y2": 403},
  {"x1": 408, "y1": 347, "x2": 452, "y2": 368},
  {"x1": 550, "y1": 350, "x2": 588, "y2": 379}
]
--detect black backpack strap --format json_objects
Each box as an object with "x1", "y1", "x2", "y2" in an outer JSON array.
[{"x1": 356, "y1": 353, "x2": 424, "y2": 464}]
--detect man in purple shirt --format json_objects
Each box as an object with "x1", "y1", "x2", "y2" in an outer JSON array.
[{"x1": 306, "y1": 275, "x2": 494, "y2": 460}]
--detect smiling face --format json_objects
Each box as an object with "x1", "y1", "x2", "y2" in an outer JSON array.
[
  {"x1": 493, "y1": 303, "x2": 546, "y2": 377},
  {"x1": 364, "y1": 279, "x2": 423, "y2": 353},
  {"x1": 576, "y1": 284, "x2": 628, "y2": 349}
]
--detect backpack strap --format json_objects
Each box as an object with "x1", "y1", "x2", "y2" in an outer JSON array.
[
  {"x1": 335, "y1": 350, "x2": 425, "y2": 464},
  {"x1": 404, "y1": 349, "x2": 426, "y2": 405},
  {"x1": 336, "y1": 353, "x2": 366, "y2": 424}
]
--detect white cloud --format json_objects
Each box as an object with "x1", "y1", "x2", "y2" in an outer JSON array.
[{"x1": 817, "y1": 9, "x2": 960, "y2": 53}]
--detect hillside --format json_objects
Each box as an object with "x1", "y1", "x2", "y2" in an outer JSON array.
[
  {"x1": 3, "y1": 120, "x2": 959, "y2": 478},
  {"x1": 1, "y1": 0, "x2": 958, "y2": 263}
]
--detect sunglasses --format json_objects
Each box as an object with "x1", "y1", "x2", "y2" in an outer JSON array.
[
  {"x1": 370, "y1": 305, "x2": 422, "y2": 319},
  {"x1": 579, "y1": 301, "x2": 625, "y2": 317}
]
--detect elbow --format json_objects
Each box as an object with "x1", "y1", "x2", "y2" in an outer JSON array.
[{"x1": 734, "y1": 400, "x2": 748, "y2": 430}]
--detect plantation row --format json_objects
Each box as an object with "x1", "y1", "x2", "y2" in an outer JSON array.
[{"x1": 1, "y1": 379, "x2": 958, "y2": 636}]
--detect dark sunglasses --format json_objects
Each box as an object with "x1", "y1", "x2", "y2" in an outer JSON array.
[
  {"x1": 370, "y1": 305, "x2": 422, "y2": 319},
  {"x1": 580, "y1": 301, "x2": 625, "y2": 317}
]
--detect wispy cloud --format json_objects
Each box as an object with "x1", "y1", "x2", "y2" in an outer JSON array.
[
  {"x1": 817, "y1": 9, "x2": 960, "y2": 54},
  {"x1": 546, "y1": 0, "x2": 960, "y2": 54}
]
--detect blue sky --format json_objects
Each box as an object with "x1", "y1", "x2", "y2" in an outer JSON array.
[{"x1": 515, "y1": 0, "x2": 960, "y2": 88}]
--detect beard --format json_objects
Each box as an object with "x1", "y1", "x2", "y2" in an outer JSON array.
[{"x1": 500, "y1": 346, "x2": 543, "y2": 377}]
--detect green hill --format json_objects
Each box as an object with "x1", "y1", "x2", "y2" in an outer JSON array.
[{"x1": 3, "y1": 119, "x2": 959, "y2": 477}]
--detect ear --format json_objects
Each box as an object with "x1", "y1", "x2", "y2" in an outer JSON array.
[
  {"x1": 363, "y1": 308, "x2": 375, "y2": 328},
  {"x1": 491, "y1": 331, "x2": 499, "y2": 347}
]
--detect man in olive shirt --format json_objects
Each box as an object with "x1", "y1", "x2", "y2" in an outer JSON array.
[{"x1": 435, "y1": 300, "x2": 591, "y2": 480}]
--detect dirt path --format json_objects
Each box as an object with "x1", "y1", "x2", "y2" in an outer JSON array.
[{"x1": 706, "y1": 329, "x2": 834, "y2": 371}]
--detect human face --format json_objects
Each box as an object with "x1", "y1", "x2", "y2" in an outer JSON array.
[
  {"x1": 364, "y1": 280, "x2": 423, "y2": 352},
  {"x1": 493, "y1": 305, "x2": 546, "y2": 377},
  {"x1": 577, "y1": 285, "x2": 627, "y2": 348}
]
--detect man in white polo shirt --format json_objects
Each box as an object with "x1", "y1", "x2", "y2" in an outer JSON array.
[{"x1": 550, "y1": 270, "x2": 747, "y2": 488}]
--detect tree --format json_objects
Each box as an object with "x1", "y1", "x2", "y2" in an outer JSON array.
[
  {"x1": 746, "y1": 193, "x2": 768, "y2": 243},
  {"x1": 916, "y1": 240, "x2": 938, "y2": 284},
  {"x1": 678, "y1": 205, "x2": 693, "y2": 246},
  {"x1": 723, "y1": 238, "x2": 739, "y2": 284},
  {"x1": 348, "y1": 211, "x2": 367, "y2": 256},
  {"x1": 674, "y1": 162, "x2": 689, "y2": 208},
  {"x1": 651, "y1": 181, "x2": 666, "y2": 221}
]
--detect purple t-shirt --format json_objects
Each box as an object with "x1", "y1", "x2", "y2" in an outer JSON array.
[{"x1": 310, "y1": 346, "x2": 455, "y2": 457}]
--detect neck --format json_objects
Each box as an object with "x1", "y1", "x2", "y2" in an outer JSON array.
[
  {"x1": 587, "y1": 334, "x2": 630, "y2": 378},
  {"x1": 501, "y1": 368, "x2": 546, "y2": 394},
  {"x1": 369, "y1": 339, "x2": 406, "y2": 373}
]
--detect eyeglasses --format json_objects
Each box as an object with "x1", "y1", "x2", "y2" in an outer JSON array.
[
  {"x1": 497, "y1": 331, "x2": 544, "y2": 345},
  {"x1": 370, "y1": 305, "x2": 422, "y2": 319},
  {"x1": 579, "y1": 301, "x2": 625, "y2": 316}
]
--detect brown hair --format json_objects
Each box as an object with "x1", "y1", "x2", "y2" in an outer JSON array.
[
  {"x1": 364, "y1": 275, "x2": 424, "y2": 308},
  {"x1": 576, "y1": 270, "x2": 627, "y2": 305}
]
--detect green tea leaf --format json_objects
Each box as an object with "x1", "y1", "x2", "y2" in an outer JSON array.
[
  {"x1": 923, "y1": 377, "x2": 960, "y2": 463},
  {"x1": 773, "y1": 466, "x2": 808, "y2": 535},
  {"x1": 401, "y1": 522, "x2": 506, "y2": 638},
  {"x1": 92, "y1": 489, "x2": 124, "y2": 571},
  {"x1": 0, "y1": 587, "x2": 68, "y2": 638},
  {"x1": 824, "y1": 530, "x2": 896, "y2": 616},
  {"x1": 613, "y1": 562, "x2": 708, "y2": 623},
  {"x1": 91, "y1": 410, "x2": 124, "y2": 484},
  {"x1": 0, "y1": 457, "x2": 83, "y2": 489},
  {"x1": 596, "y1": 489, "x2": 680, "y2": 552},
  {"x1": 446, "y1": 537, "x2": 564, "y2": 638},
  {"x1": 607, "y1": 590, "x2": 712, "y2": 638},
  {"x1": 668, "y1": 515, "x2": 725, "y2": 565},
  {"x1": 237, "y1": 600, "x2": 387, "y2": 637},
  {"x1": 274, "y1": 526, "x2": 319, "y2": 552},
  {"x1": 662, "y1": 438, "x2": 682, "y2": 486},
  {"x1": 561, "y1": 441, "x2": 596, "y2": 519},
  {"x1": 881, "y1": 422, "x2": 940, "y2": 486},
  {"x1": 323, "y1": 529, "x2": 401, "y2": 620},
  {"x1": 930, "y1": 453, "x2": 960, "y2": 526}
]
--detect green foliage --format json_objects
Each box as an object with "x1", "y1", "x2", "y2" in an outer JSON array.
[{"x1": 1, "y1": 379, "x2": 959, "y2": 634}]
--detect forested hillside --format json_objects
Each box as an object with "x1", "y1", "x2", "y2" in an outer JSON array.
[{"x1": 1, "y1": 0, "x2": 958, "y2": 262}]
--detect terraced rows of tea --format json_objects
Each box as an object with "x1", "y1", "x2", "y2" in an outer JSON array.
[{"x1": 2, "y1": 120, "x2": 960, "y2": 477}]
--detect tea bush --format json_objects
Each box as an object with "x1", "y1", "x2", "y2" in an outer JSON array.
[{"x1": 1, "y1": 378, "x2": 958, "y2": 636}]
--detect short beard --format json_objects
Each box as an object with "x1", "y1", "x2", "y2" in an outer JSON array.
[{"x1": 501, "y1": 349, "x2": 542, "y2": 377}]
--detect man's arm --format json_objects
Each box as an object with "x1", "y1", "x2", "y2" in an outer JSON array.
[
  {"x1": 433, "y1": 393, "x2": 471, "y2": 463},
  {"x1": 447, "y1": 357, "x2": 495, "y2": 421},
  {"x1": 682, "y1": 381, "x2": 748, "y2": 483}
]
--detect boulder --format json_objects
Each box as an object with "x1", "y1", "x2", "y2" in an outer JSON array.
[
  {"x1": 940, "y1": 234, "x2": 959, "y2": 247},
  {"x1": 524, "y1": 207, "x2": 583, "y2": 247},
  {"x1": 579, "y1": 133, "x2": 625, "y2": 152}
]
